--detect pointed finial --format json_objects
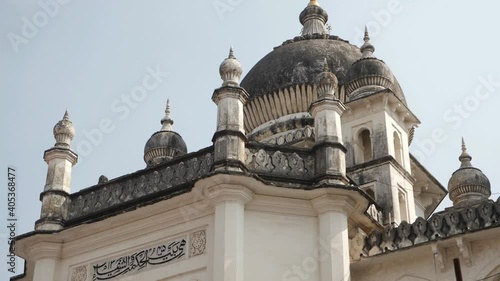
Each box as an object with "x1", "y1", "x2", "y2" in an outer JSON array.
[
  {"x1": 63, "y1": 110, "x2": 70, "y2": 121},
  {"x1": 53, "y1": 110, "x2": 75, "y2": 148},
  {"x1": 459, "y1": 137, "x2": 472, "y2": 168},
  {"x1": 315, "y1": 58, "x2": 338, "y2": 98},
  {"x1": 360, "y1": 26, "x2": 375, "y2": 58},
  {"x1": 309, "y1": 0, "x2": 319, "y2": 6},
  {"x1": 322, "y1": 58, "x2": 329, "y2": 72},
  {"x1": 161, "y1": 99, "x2": 174, "y2": 131},
  {"x1": 219, "y1": 47, "x2": 243, "y2": 86}
]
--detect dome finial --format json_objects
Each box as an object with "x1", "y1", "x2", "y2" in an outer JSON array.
[
  {"x1": 219, "y1": 47, "x2": 243, "y2": 87},
  {"x1": 161, "y1": 98, "x2": 174, "y2": 131},
  {"x1": 360, "y1": 26, "x2": 375, "y2": 58},
  {"x1": 459, "y1": 137, "x2": 472, "y2": 168},
  {"x1": 315, "y1": 57, "x2": 338, "y2": 99},
  {"x1": 53, "y1": 110, "x2": 75, "y2": 148},
  {"x1": 309, "y1": 0, "x2": 319, "y2": 6},
  {"x1": 322, "y1": 57, "x2": 329, "y2": 72},
  {"x1": 300, "y1": 0, "x2": 328, "y2": 36}
]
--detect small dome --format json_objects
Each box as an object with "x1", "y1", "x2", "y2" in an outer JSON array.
[
  {"x1": 53, "y1": 110, "x2": 75, "y2": 148},
  {"x1": 219, "y1": 47, "x2": 243, "y2": 87},
  {"x1": 144, "y1": 100, "x2": 187, "y2": 167},
  {"x1": 346, "y1": 28, "x2": 395, "y2": 100},
  {"x1": 448, "y1": 139, "x2": 491, "y2": 208}
]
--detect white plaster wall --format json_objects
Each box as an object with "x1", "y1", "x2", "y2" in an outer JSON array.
[
  {"x1": 244, "y1": 211, "x2": 319, "y2": 281},
  {"x1": 55, "y1": 209, "x2": 213, "y2": 281}
]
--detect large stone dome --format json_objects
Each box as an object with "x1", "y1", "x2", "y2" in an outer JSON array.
[
  {"x1": 241, "y1": 36, "x2": 361, "y2": 99},
  {"x1": 239, "y1": 2, "x2": 406, "y2": 145}
]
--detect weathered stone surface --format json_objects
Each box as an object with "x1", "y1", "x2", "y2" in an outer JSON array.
[
  {"x1": 245, "y1": 147, "x2": 314, "y2": 180},
  {"x1": 362, "y1": 199, "x2": 500, "y2": 256},
  {"x1": 68, "y1": 151, "x2": 214, "y2": 221}
]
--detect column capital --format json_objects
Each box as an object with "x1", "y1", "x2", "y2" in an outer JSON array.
[
  {"x1": 206, "y1": 184, "x2": 253, "y2": 206},
  {"x1": 212, "y1": 86, "x2": 249, "y2": 105},
  {"x1": 309, "y1": 98, "x2": 346, "y2": 117},
  {"x1": 312, "y1": 194, "x2": 357, "y2": 215},
  {"x1": 27, "y1": 241, "x2": 62, "y2": 261},
  {"x1": 43, "y1": 147, "x2": 78, "y2": 165}
]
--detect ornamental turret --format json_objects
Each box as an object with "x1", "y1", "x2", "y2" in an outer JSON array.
[
  {"x1": 309, "y1": 59, "x2": 347, "y2": 185},
  {"x1": 144, "y1": 99, "x2": 187, "y2": 167},
  {"x1": 299, "y1": 0, "x2": 329, "y2": 36},
  {"x1": 448, "y1": 139, "x2": 491, "y2": 208},
  {"x1": 212, "y1": 47, "x2": 249, "y2": 172},
  {"x1": 36, "y1": 111, "x2": 78, "y2": 231},
  {"x1": 346, "y1": 27, "x2": 395, "y2": 100}
]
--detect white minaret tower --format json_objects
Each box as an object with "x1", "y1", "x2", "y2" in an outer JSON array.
[
  {"x1": 211, "y1": 47, "x2": 249, "y2": 172},
  {"x1": 36, "y1": 111, "x2": 78, "y2": 231}
]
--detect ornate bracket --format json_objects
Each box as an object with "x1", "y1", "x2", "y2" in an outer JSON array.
[
  {"x1": 456, "y1": 237, "x2": 472, "y2": 267},
  {"x1": 431, "y1": 243, "x2": 446, "y2": 272}
]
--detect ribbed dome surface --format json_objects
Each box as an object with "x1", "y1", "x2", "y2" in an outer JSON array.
[
  {"x1": 448, "y1": 141, "x2": 491, "y2": 208},
  {"x1": 241, "y1": 37, "x2": 360, "y2": 98},
  {"x1": 144, "y1": 131, "x2": 187, "y2": 167}
]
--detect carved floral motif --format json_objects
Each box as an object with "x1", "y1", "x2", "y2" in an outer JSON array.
[
  {"x1": 190, "y1": 230, "x2": 207, "y2": 257},
  {"x1": 245, "y1": 148, "x2": 314, "y2": 179},
  {"x1": 71, "y1": 265, "x2": 87, "y2": 281}
]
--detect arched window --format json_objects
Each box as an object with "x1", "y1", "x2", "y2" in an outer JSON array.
[
  {"x1": 358, "y1": 129, "x2": 373, "y2": 163},
  {"x1": 393, "y1": 131, "x2": 403, "y2": 165}
]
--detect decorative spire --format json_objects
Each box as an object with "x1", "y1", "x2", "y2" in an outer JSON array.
[
  {"x1": 315, "y1": 58, "x2": 338, "y2": 98},
  {"x1": 300, "y1": 0, "x2": 329, "y2": 36},
  {"x1": 360, "y1": 26, "x2": 375, "y2": 58},
  {"x1": 309, "y1": 0, "x2": 319, "y2": 6},
  {"x1": 53, "y1": 110, "x2": 75, "y2": 148},
  {"x1": 459, "y1": 137, "x2": 472, "y2": 168},
  {"x1": 448, "y1": 138, "x2": 491, "y2": 208},
  {"x1": 161, "y1": 99, "x2": 174, "y2": 131},
  {"x1": 219, "y1": 47, "x2": 243, "y2": 87},
  {"x1": 322, "y1": 57, "x2": 329, "y2": 72}
]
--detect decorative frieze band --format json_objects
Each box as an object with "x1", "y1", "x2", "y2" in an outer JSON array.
[
  {"x1": 68, "y1": 152, "x2": 214, "y2": 221},
  {"x1": 245, "y1": 148, "x2": 315, "y2": 180},
  {"x1": 353, "y1": 198, "x2": 500, "y2": 260}
]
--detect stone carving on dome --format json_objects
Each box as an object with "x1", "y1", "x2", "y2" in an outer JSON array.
[
  {"x1": 68, "y1": 152, "x2": 213, "y2": 221},
  {"x1": 262, "y1": 126, "x2": 315, "y2": 146},
  {"x1": 361, "y1": 198, "x2": 500, "y2": 258},
  {"x1": 245, "y1": 148, "x2": 314, "y2": 179}
]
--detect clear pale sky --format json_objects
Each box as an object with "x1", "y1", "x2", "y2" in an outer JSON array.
[{"x1": 2, "y1": 0, "x2": 500, "y2": 277}]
